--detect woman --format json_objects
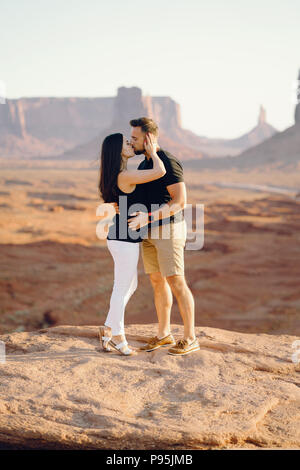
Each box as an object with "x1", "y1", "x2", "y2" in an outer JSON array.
[{"x1": 98, "y1": 132, "x2": 166, "y2": 356}]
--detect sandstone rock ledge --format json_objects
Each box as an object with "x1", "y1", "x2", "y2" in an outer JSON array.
[{"x1": 0, "y1": 324, "x2": 299, "y2": 450}]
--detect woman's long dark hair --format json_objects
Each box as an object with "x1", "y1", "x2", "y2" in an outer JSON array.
[{"x1": 98, "y1": 133, "x2": 123, "y2": 203}]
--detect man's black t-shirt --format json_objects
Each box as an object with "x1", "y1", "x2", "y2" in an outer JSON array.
[{"x1": 137, "y1": 148, "x2": 184, "y2": 227}]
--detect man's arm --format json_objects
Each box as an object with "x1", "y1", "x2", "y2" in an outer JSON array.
[
  {"x1": 127, "y1": 182, "x2": 186, "y2": 230},
  {"x1": 149, "y1": 182, "x2": 186, "y2": 222}
]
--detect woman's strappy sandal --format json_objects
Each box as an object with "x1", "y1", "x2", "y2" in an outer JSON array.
[
  {"x1": 99, "y1": 326, "x2": 112, "y2": 352},
  {"x1": 109, "y1": 338, "x2": 137, "y2": 356}
]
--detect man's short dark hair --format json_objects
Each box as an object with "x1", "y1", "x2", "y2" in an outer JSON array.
[{"x1": 129, "y1": 117, "x2": 159, "y2": 137}]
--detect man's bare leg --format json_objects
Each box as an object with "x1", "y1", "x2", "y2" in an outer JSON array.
[
  {"x1": 166, "y1": 274, "x2": 195, "y2": 342},
  {"x1": 149, "y1": 271, "x2": 173, "y2": 338}
]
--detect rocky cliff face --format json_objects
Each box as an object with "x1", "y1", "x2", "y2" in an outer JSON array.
[
  {"x1": 0, "y1": 90, "x2": 183, "y2": 153},
  {"x1": 0, "y1": 100, "x2": 28, "y2": 138},
  {"x1": 0, "y1": 97, "x2": 114, "y2": 158},
  {"x1": 59, "y1": 87, "x2": 279, "y2": 161},
  {"x1": 258, "y1": 105, "x2": 266, "y2": 125},
  {"x1": 152, "y1": 96, "x2": 182, "y2": 134},
  {"x1": 96, "y1": 86, "x2": 182, "y2": 137},
  {"x1": 166, "y1": 104, "x2": 278, "y2": 159},
  {"x1": 0, "y1": 86, "x2": 279, "y2": 161},
  {"x1": 110, "y1": 86, "x2": 150, "y2": 132},
  {"x1": 0, "y1": 97, "x2": 115, "y2": 140},
  {"x1": 58, "y1": 86, "x2": 206, "y2": 161}
]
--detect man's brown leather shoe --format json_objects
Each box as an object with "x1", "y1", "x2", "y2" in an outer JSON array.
[{"x1": 139, "y1": 334, "x2": 176, "y2": 352}]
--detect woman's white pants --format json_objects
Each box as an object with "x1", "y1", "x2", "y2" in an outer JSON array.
[{"x1": 104, "y1": 239, "x2": 140, "y2": 336}]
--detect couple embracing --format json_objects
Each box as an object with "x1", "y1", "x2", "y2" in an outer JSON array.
[{"x1": 98, "y1": 117, "x2": 199, "y2": 357}]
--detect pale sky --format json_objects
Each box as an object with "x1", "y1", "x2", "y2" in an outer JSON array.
[{"x1": 1, "y1": 0, "x2": 299, "y2": 138}]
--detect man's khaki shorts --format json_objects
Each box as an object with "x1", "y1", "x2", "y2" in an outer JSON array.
[{"x1": 141, "y1": 220, "x2": 187, "y2": 277}]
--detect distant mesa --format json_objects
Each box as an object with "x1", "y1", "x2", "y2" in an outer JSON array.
[
  {"x1": 183, "y1": 117, "x2": 300, "y2": 172},
  {"x1": 0, "y1": 83, "x2": 281, "y2": 162},
  {"x1": 183, "y1": 69, "x2": 300, "y2": 171}
]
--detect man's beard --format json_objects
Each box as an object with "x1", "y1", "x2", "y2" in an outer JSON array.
[{"x1": 134, "y1": 149, "x2": 145, "y2": 155}]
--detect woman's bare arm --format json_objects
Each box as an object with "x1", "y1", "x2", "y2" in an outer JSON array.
[{"x1": 119, "y1": 133, "x2": 166, "y2": 185}]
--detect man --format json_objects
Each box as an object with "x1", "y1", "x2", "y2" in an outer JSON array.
[{"x1": 128, "y1": 117, "x2": 200, "y2": 356}]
